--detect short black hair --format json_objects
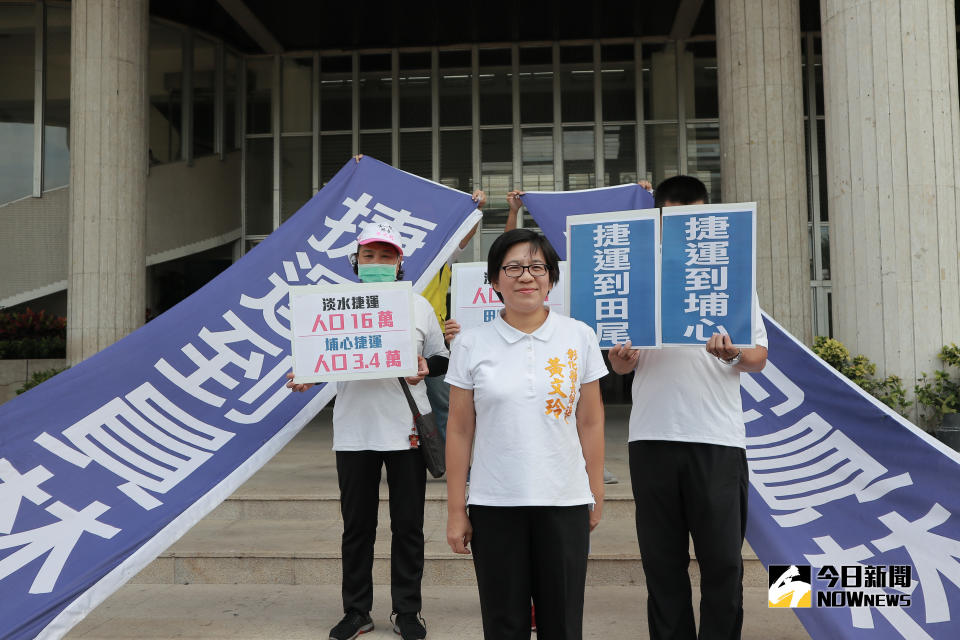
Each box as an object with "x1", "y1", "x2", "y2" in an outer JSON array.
[
  {"x1": 487, "y1": 229, "x2": 561, "y2": 302},
  {"x1": 654, "y1": 175, "x2": 709, "y2": 209}
]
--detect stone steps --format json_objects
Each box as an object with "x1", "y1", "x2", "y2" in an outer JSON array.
[
  {"x1": 207, "y1": 492, "x2": 640, "y2": 521},
  {"x1": 137, "y1": 515, "x2": 765, "y2": 587},
  {"x1": 60, "y1": 408, "x2": 808, "y2": 640},
  {"x1": 132, "y1": 409, "x2": 767, "y2": 588},
  {"x1": 63, "y1": 408, "x2": 809, "y2": 640}
]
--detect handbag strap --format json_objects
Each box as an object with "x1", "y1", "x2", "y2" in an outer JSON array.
[{"x1": 396, "y1": 377, "x2": 422, "y2": 419}]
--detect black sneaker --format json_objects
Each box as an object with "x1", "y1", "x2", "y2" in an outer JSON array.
[
  {"x1": 329, "y1": 610, "x2": 374, "y2": 640},
  {"x1": 392, "y1": 612, "x2": 427, "y2": 639}
]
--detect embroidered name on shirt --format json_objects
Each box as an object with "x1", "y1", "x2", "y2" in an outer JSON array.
[
  {"x1": 545, "y1": 349, "x2": 579, "y2": 421},
  {"x1": 545, "y1": 357, "x2": 567, "y2": 419},
  {"x1": 566, "y1": 349, "x2": 578, "y2": 419}
]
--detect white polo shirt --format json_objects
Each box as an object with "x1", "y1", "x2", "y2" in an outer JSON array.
[
  {"x1": 332, "y1": 293, "x2": 448, "y2": 451},
  {"x1": 628, "y1": 298, "x2": 768, "y2": 449},
  {"x1": 445, "y1": 310, "x2": 608, "y2": 506}
]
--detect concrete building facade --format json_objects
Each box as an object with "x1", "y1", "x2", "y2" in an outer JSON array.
[
  {"x1": 821, "y1": 0, "x2": 960, "y2": 392},
  {"x1": 1, "y1": 0, "x2": 957, "y2": 391}
]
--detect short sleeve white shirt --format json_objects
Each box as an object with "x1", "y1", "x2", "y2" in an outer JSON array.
[
  {"x1": 628, "y1": 298, "x2": 768, "y2": 449},
  {"x1": 445, "y1": 310, "x2": 608, "y2": 506},
  {"x1": 332, "y1": 293, "x2": 448, "y2": 451}
]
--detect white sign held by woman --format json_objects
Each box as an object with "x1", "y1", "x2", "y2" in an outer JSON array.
[
  {"x1": 450, "y1": 261, "x2": 568, "y2": 331},
  {"x1": 289, "y1": 281, "x2": 417, "y2": 383}
]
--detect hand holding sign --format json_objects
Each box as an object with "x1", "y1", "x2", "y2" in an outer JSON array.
[
  {"x1": 285, "y1": 371, "x2": 313, "y2": 393},
  {"x1": 405, "y1": 355, "x2": 429, "y2": 385},
  {"x1": 472, "y1": 189, "x2": 487, "y2": 209},
  {"x1": 608, "y1": 341, "x2": 641, "y2": 374},
  {"x1": 444, "y1": 318, "x2": 462, "y2": 343},
  {"x1": 705, "y1": 332, "x2": 740, "y2": 362}
]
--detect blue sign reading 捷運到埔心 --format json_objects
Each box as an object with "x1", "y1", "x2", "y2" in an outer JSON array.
[
  {"x1": 660, "y1": 203, "x2": 756, "y2": 347},
  {"x1": 566, "y1": 210, "x2": 660, "y2": 349}
]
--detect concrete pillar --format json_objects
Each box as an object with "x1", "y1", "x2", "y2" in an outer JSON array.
[
  {"x1": 67, "y1": 0, "x2": 148, "y2": 364},
  {"x1": 716, "y1": 0, "x2": 812, "y2": 343},
  {"x1": 820, "y1": 0, "x2": 960, "y2": 385}
]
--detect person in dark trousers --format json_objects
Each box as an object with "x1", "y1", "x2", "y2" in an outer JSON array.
[
  {"x1": 609, "y1": 175, "x2": 768, "y2": 640},
  {"x1": 287, "y1": 222, "x2": 448, "y2": 640},
  {"x1": 445, "y1": 229, "x2": 608, "y2": 639}
]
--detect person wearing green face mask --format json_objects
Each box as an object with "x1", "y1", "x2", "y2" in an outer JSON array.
[
  {"x1": 357, "y1": 262, "x2": 399, "y2": 282},
  {"x1": 353, "y1": 226, "x2": 404, "y2": 282},
  {"x1": 287, "y1": 222, "x2": 448, "y2": 640}
]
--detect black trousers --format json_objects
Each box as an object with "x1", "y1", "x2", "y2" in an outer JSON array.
[
  {"x1": 336, "y1": 449, "x2": 426, "y2": 615},
  {"x1": 629, "y1": 440, "x2": 748, "y2": 640},
  {"x1": 469, "y1": 505, "x2": 590, "y2": 640}
]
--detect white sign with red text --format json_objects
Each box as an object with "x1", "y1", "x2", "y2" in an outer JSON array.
[
  {"x1": 289, "y1": 281, "x2": 417, "y2": 383},
  {"x1": 450, "y1": 261, "x2": 568, "y2": 332}
]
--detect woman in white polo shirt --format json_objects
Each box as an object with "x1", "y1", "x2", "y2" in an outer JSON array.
[
  {"x1": 287, "y1": 223, "x2": 447, "y2": 640},
  {"x1": 444, "y1": 228, "x2": 608, "y2": 640}
]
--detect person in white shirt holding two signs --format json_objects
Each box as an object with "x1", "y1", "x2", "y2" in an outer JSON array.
[
  {"x1": 609, "y1": 176, "x2": 768, "y2": 640},
  {"x1": 287, "y1": 223, "x2": 446, "y2": 640}
]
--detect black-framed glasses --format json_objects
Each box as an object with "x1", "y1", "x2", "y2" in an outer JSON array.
[{"x1": 501, "y1": 263, "x2": 549, "y2": 278}]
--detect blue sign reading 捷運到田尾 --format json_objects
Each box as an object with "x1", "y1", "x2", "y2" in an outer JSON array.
[
  {"x1": 566, "y1": 210, "x2": 660, "y2": 349},
  {"x1": 660, "y1": 203, "x2": 756, "y2": 346}
]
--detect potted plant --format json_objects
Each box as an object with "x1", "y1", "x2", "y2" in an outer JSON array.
[{"x1": 915, "y1": 344, "x2": 960, "y2": 449}]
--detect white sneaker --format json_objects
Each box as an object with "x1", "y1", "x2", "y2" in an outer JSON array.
[{"x1": 603, "y1": 468, "x2": 619, "y2": 484}]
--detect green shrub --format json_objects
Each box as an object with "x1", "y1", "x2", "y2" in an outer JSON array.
[
  {"x1": 812, "y1": 337, "x2": 912, "y2": 416},
  {"x1": 0, "y1": 336, "x2": 67, "y2": 359},
  {"x1": 940, "y1": 343, "x2": 960, "y2": 368},
  {"x1": 811, "y1": 336, "x2": 849, "y2": 370},
  {"x1": 16, "y1": 366, "x2": 69, "y2": 395},
  {"x1": 915, "y1": 343, "x2": 960, "y2": 427}
]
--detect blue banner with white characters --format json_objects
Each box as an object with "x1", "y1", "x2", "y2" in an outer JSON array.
[
  {"x1": 747, "y1": 314, "x2": 960, "y2": 639},
  {"x1": 0, "y1": 156, "x2": 481, "y2": 640},
  {"x1": 661, "y1": 204, "x2": 756, "y2": 346},
  {"x1": 527, "y1": 185, "x2": 960, "y2": 639},
  {"x1": 566, "y1": 211, "x2": 660, "y2": 349},
  {"x1": 521, "y1": 184, "x2": 655, "y2": 259}
]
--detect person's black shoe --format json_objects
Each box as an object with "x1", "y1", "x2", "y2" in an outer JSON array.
[
  {"x1": 329, "y1": 610, "x2": 374, "y2": 640},
  {"x1": 392, "y1": 612, "x2": 427, "y2": 639}
]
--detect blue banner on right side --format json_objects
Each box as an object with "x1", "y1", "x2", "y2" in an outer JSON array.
[
  {"x1": 746, "y1": 313, "x2": 960, "y2": 639},
  {"x1": 516, "y1": 184, "x2": 960, "y2": 638}
]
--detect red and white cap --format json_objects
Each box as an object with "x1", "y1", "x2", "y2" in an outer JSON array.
[{"x1": 356, "y1": 222, "x2": 404, "y2": 256}]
